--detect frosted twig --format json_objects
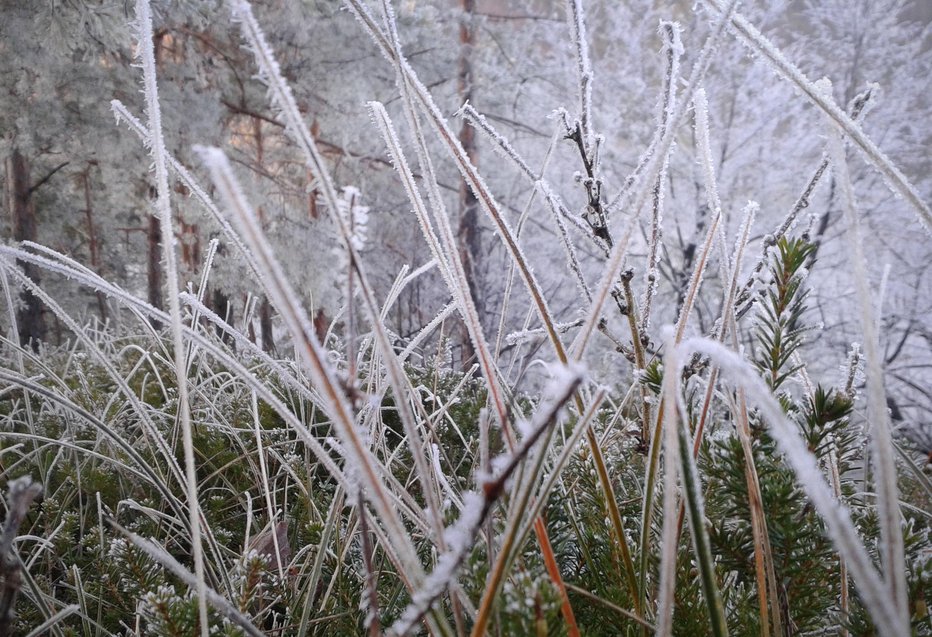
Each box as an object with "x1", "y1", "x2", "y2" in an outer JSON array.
[
  {"x1": 570, "y1": 0, "x2": 741, "y2": 361},
  {"x1": 641, "y1": 22, "x2": 684, "y2": 336},
  {"x1": 504, "y1": 319, "x2": 585, "y2": 348},
  {"x1": 565, "y1": 0, "x2": 594, "y2": 152},
  {"x1": 0, "y1": 476, "x2": 43, "y2": 636},
  {"x1": 699, "y1": 0, "x2": 931, "y2": 232}
]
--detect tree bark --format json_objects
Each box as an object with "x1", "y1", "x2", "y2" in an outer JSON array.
[
  {"x1": 456, "y1": 0, "x2": 481, "y2": 371},
  {"x1": 81, "y1": 166, "x2": 108, "y2": 323},
  {"x1": 5, "y1": 148, "x2": 46, "y2": 350},
  {"x1": 260, "y1": 297, "x2": 274, "y2": 353},
  {"x1": 147, "y1": 198, "x2": 163, "y2": 320}
]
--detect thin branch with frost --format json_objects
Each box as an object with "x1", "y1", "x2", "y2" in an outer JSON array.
[
  {"x1": 693, "y1": 87, "x2": 730, "y2": 284},
  {"x1": 564, "y1": 0, "x2": 595, "y2": 152},
  {"x1": 641, "y1": 21, "x2": 684, "y2": 336},
  {"x1": 505, "y1": 319, "x2": 584, "y2": 347},
  {"x1": 699, "y1": 0, "x2": 931, "y2": 232},
  {"x1": 132, "y1": 1, "x2": 208, "y2": 629},
  {"x1": 569, "y1": 0, "x2": 741, "y2": 361}
]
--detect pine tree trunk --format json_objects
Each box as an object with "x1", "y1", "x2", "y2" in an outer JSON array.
[
  {"x1": 5, "y1": 148, "x2": 46, "y2": 351},
  {"x1": 147, "y1": 206, "x2": 163, "y2": 325},
  {"x1": 81, "y1": 167, "x2": 108, "y2": 323},
  {"x1": 456, "y1": 0, "x2": 481, "y2": 371},
  {"x1": 260, "y1": 297, "x2": 274, "y2": 353},
  {"x1": 211, "y1": 288, "x2": 235, "y2": 348}
]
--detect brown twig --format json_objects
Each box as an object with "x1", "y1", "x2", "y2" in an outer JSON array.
[{"x1": 0, "y1": 476, "x2": 43, "y2": 634}]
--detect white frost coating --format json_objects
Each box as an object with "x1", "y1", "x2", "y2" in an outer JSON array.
[
  {"x1": 827, "y1": 124, "x2": 908, "y2": 623},
  {"x1": 570, "y1": 0, "x2": 742, "y2": 361},
  {"x1": 505, "y1": 319, "x2": 584, "y2": 347},
  {"x1": 693, "y1": 88, "x2": 731, "y2": 285},
  {"x1": 680, "y1": 337, "x2": 908, "y2": 636},
  {"x1": 641, "y1": 24, "x2": 683, "y2": 334},
  {"x1": 388, "y1": 365, "x2": 584, "y2": 634},
  {"x1": 699, "y1": 0, "x2": 932, "y2": 233},
  {"x1": 398, "y1": 301, "x2": 456, "y2": 363},
  {"x1": 122, "y1": 531, "x2": 264, "y2": 637},
  {"x1": 131, "y1": 1, "x2": 208, "y2": 631},
  {"x1": 459, "y1": 102, "x2": 536, "y2": 182},
  {"x1": 655, "y1": 334, "x2": 681, "y2": 637},
  {"x1": 432, "y1": 443, "x2": 463, "y2": 512},
  {"x1": 335, "y1": 186, "x2": 370, "y2": 252},
  {"x1": 565, "y1": 0, "x2": 594, "y2": 150},
  {"x1": 111, "y1": 98, "x2": 270, "y2": 329}
]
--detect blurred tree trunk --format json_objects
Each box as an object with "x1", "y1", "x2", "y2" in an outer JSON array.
[
  {"x1": 260, "y1": 298, "x2": 274, "y2": 353},
  {"x1": 147, "y1": 206, "x2": 163, "y2": 315},
  {"x1": 5, "y1": 148, "x2": 47, "y2": 350},
  {"x1": 456, "y1": 0, "x2": 480, "y2": 371},
  {"x1": 80, "y1": 165, "x2": 108, "y2": 323}
]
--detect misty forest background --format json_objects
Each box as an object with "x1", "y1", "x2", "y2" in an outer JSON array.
[{"x1": 0, "y1": 0, "x2": 931, "y2": 635}]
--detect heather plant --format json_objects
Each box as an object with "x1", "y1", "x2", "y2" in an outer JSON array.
[{"x1": 0, "y1": 0, "x2": 930, "y2": 636}]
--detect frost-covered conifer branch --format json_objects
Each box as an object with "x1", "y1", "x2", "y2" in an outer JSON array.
[
  {"x1": 733, "y1": 85, "x2": 876, "y2": 320},
  {"x1": 680, "y1": 338, "x2": 909, "y2": 636},
  {"x1": 112, "y1": 525, "x2": 264, "y2": 637}
]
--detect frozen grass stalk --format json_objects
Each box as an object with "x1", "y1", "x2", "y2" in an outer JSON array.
[
  {"x1": 132, "y1": 1, "x2": 208, "y2": 631},
  {"x1": 827, "y1": 118, "x2": 908, "y2": 625}
]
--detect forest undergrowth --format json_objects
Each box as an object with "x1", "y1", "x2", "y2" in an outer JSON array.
[{"x1": 0, "y1": 0, "x2": 930, "y2": 635}]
